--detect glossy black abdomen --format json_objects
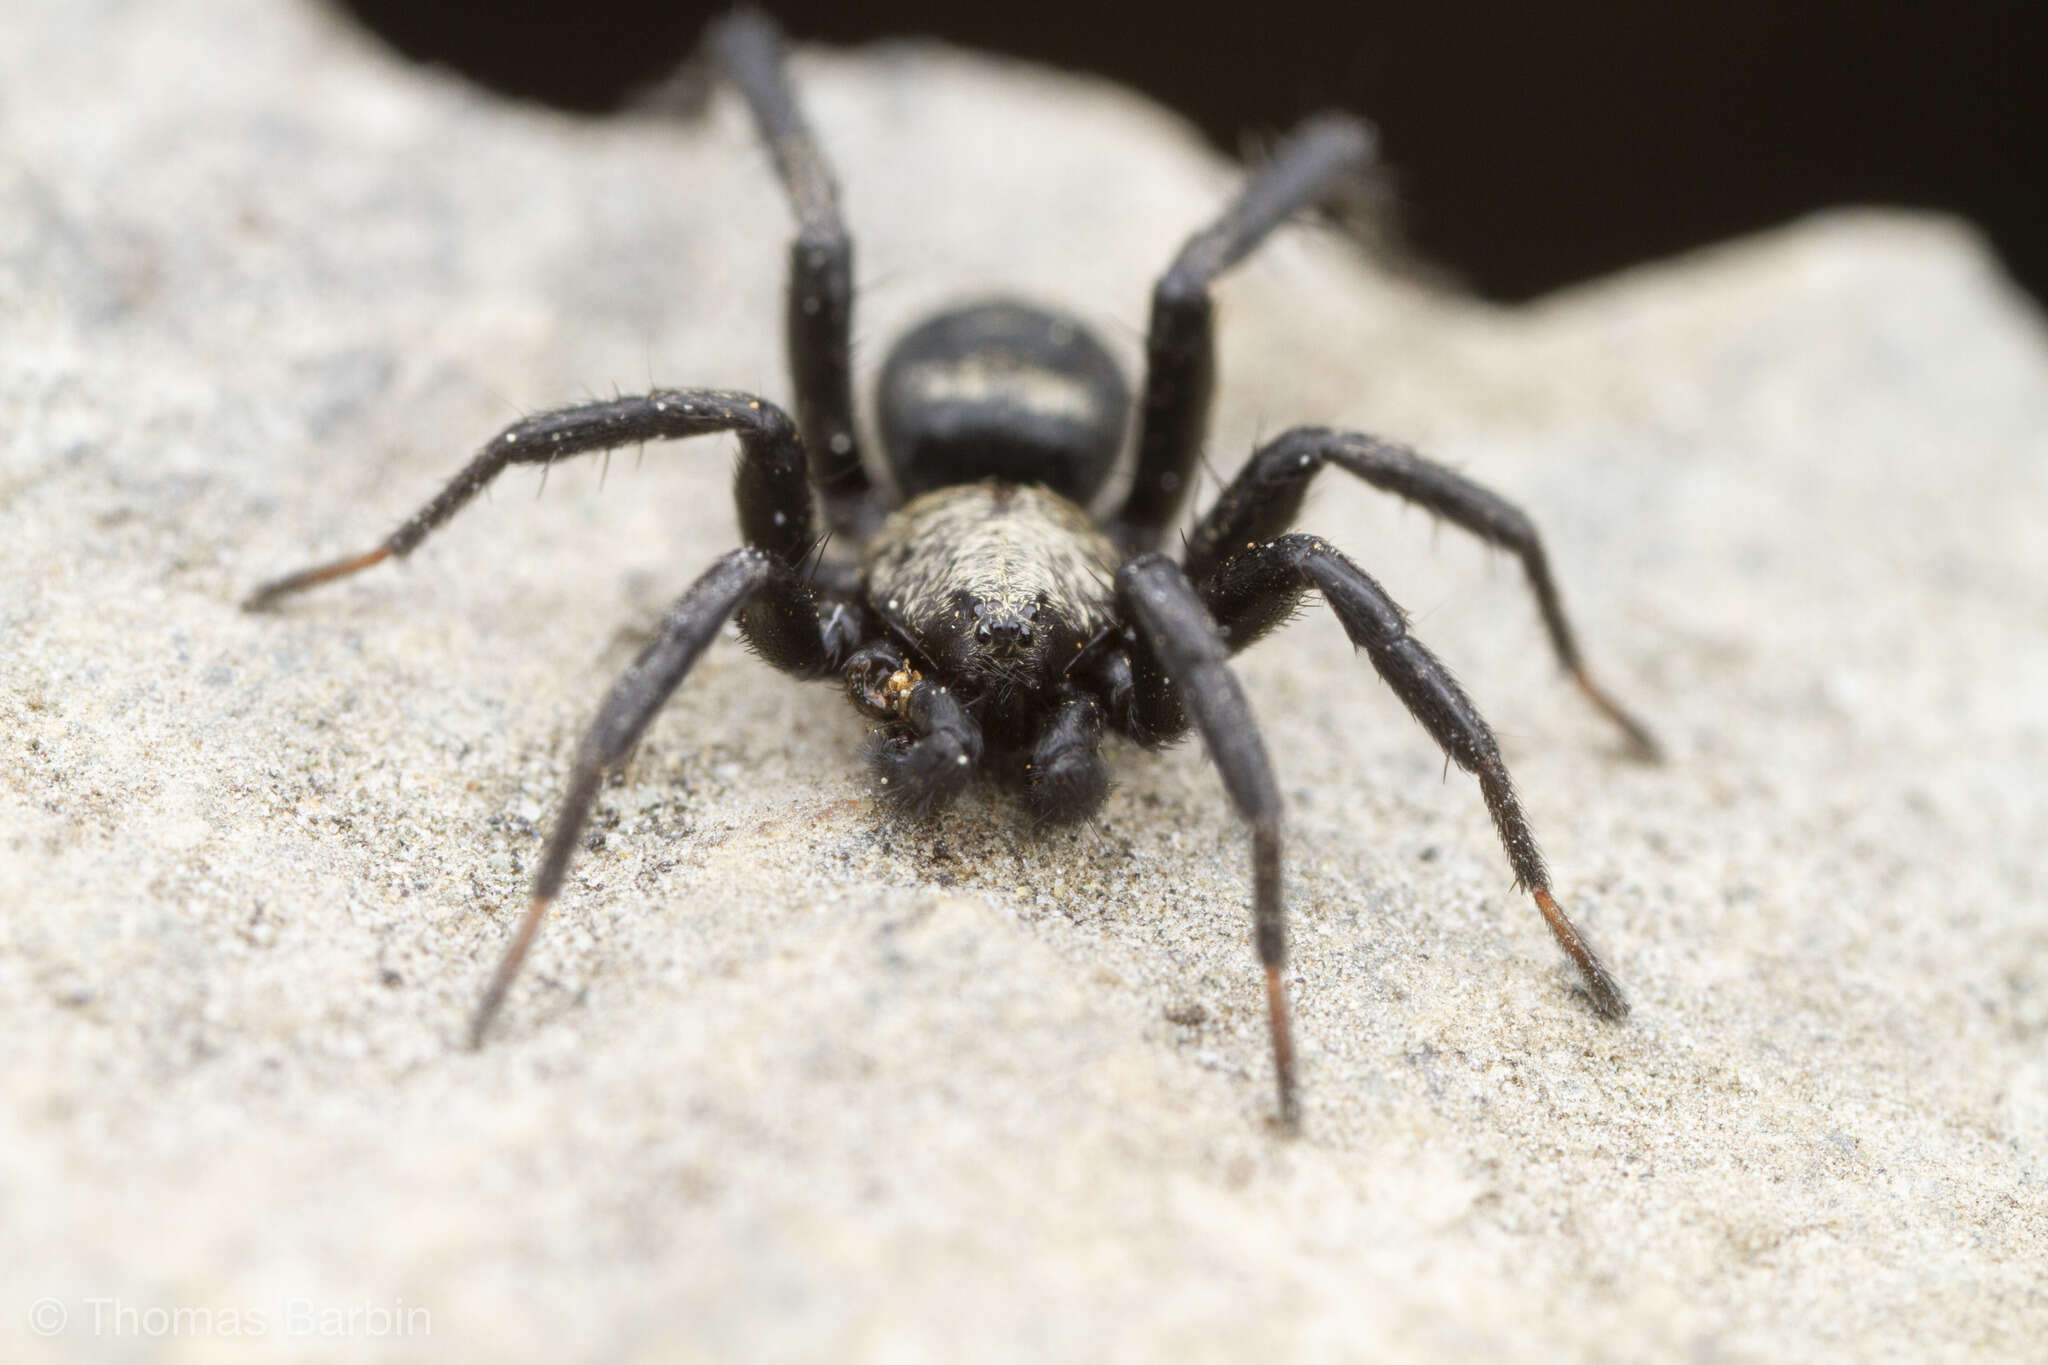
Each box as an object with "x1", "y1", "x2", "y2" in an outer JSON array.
[{"x1": 876, "y1": 300, "x2": 1129, "y2": 505}]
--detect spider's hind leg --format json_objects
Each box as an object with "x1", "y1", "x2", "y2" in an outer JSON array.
[
  {"x1": 705, "y1": 9, "x2": 877, "y2": 537},
  {"x1": 1111, "y1": 113, "x2": 1376, "y2": 553},
  {"x1": 1202, "y1": 532, "x2": 1629, "y2": 1020}
]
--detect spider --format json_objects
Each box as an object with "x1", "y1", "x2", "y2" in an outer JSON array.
[{"x1": 245, "y1": 9, "x2": 1657, "y2": 1131}]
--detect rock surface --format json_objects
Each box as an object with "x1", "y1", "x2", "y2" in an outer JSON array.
[{"x1": 4, "y1": 1, "x2": 2045, "y2": 1360}]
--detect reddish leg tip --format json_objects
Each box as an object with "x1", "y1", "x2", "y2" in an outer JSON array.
[
  {"x1": 243, "y1": 545, "x2": 393, "y2": 612},
  {"x1": 1533, "y1": 888, "x2": 1630, "y2": 1021},
  {"x1": 1571, "y1": 667, "x2": 1662, "y2": 764},
  {"x1": 1264, "y1": 963, "x2": 1301, "y2": 1135}
]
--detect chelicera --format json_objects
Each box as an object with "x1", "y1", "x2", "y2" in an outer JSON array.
[{"x1": 246, "y1": 9, "x2": 1657, "y2": 1131}]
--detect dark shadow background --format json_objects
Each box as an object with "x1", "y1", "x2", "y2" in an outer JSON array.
[{"x1": 334, "y1": 0, "x2": 2045, "y2": 306}]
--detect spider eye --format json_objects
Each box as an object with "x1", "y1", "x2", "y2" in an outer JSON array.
[{"x1": 971, "y1": 597, "x2": 1034, "y2": 647}]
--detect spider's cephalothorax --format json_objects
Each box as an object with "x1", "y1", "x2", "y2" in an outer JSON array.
[
  {"x1": 246, "y1": 9, "x2": 1660, "y2": 1132},
  {"x1": 862, "y1": 482, "x2": 1116, "y2": 703}
]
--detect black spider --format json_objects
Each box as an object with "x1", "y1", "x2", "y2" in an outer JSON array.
[{"x1": 246, "y1": 10, "x2": 1657, "y2": 1132}]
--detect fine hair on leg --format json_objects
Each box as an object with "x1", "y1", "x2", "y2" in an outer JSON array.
[
  {"x1": 245, "y1": 390, "x2": 818, "y2": 610},
  {"x1": 469, "y1": 547, "x2": 830, "y2": 1046},
  {"x1": 1113, "y1": 114, "x2": 1377, "y2": 552},
  {"x1": 1116, "y1": 554, "x2": 1299, "y2": 1131},
  {"x1": 1182, "y1": 425, "x2": 1659, "y2": 758},
  {"x1": 1202, "y1": 532, "x2": 1629, "y2": 1018},
  {"x1": 705, "y1": 8, "x2": 875, "y2": 534}
]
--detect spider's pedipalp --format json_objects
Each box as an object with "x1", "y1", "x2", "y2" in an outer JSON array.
[
  {"x1": 1023, "y1": 693, "x2": 1110, "y2": 826},
  {"x1": 867, "y1": 677, "x2": 984, "y2": 817}
]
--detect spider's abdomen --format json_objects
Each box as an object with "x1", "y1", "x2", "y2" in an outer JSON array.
[
  {"x1": 860, "y1": 481, "x2": 1121, "y2": 700},
  {"x1": 877, "y1": 301, "x2": 1129, "y2": 506}
]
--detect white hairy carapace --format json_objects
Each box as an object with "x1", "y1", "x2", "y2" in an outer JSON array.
[{"x1": 860, "y1": 479, "x2": 1122, "y2": 685}]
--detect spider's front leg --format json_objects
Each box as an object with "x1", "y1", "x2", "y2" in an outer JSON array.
[
  {"x1": 1202, "y1": 532, "x2": 1629, "y2": 1021},
  {"x1": 241, "y1": 382, "x2": 843, "y2": 1039},
  {"x1": 243, "y1": 390, "x2": 816, "y2": 609},
  {"x1": 1183, "y1": 426, "x2": 1659, "y2": 758},
  {"x1": 469, "y1": 547, "x2": 835, "y2": 1046},
  {"x1": 1114, "y1": 555, "x2": 1298, "y2": 1133}
]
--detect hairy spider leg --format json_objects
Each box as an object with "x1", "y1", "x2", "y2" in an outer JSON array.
[
  {"x1": 1200, "y1": 532, "x2": 1629, "y2": 1020},
  {"x1": 1113, "y1": 113, "x2": 1376, "y2": 553},
  {"x1": 1183, "y1": 426, "x2": 1660, "y2": 758},
  {"x1": 243, "y1": 389, "x2": 818, "y2": 610},
  {"x1": 1115, "y1": 555, "x2": 1298, "y2": 1133},
  {"x1": 469, "y1": 548, "x2": 834, "y2": 1046},
  {"x1": 708, "y1": 9, "x2": 876, "y2": 538}
]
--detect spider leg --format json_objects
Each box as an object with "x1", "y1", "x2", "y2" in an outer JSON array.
[
  {"x1": 1203, "y1": 531, "x2": 1629, "y2": 1020},
  {"x1": 1024, "y1": 693, "x2": 1110, "y2": 826},
  {"x1": 1111, "y1": 114, "x2": 1376, "y2": 553},
  {"x1": 1183, "y1": 426, "x2": 1659, "y2": 759},
  {"x1": 244, "y1": 389, "x2": 814, "y2": 609},
  {"x1": 1115, "y1": 554, "x2": 1298, "y2": 1133},
  {"x1": 469, "y1": 546, "x2": 831, "y2": 1046},
  {"x1": 706, "y1": 9, "x2": 876, "y2": 537}
]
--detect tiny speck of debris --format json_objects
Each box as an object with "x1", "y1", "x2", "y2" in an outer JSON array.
[{"x1": 1165, "y1": 1000, "x2": 1209, "y2": 1027}]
